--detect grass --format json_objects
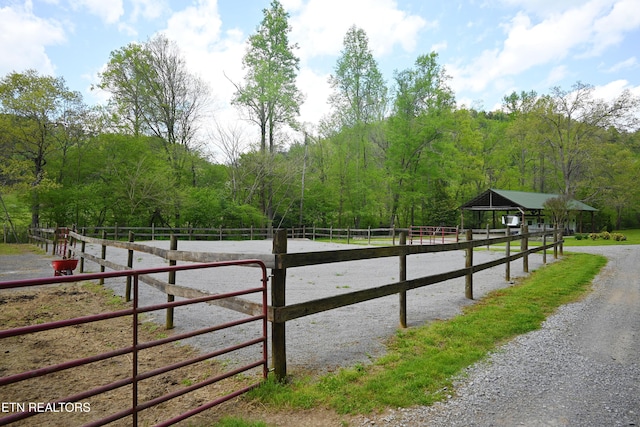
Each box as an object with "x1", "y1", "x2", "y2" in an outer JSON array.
[
  {"x1": 248, "y1": 252, "x2": 607, "y2": 416},
  {"x1": 562, "y1": 229, "x2": 640, "y2": 246},
  {"x1": 0, "y1": 243, "x2": 46, "y2": 256}
]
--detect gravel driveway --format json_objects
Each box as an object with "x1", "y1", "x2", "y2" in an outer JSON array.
[{"x1": 361, "y1": 245, "x2": 640, "y2": 426}]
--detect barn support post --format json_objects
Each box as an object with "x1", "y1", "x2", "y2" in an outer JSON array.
[
  {"x1": 465, "y1": 229, "x2": 473, "y2": 299},
  {"x1": 505, "y1": 228, "x2": 511, "y2": 282},
  {"x1": 272, "y1": 229, "x2": 288, "y2": 381},
  {"x1": 522, "y1": 225, "x2": 529, "y2": 273},
  {"x1": 125, "y1": 231, "x2": 134, "y2": 302},
  {"x1": 399, "y1": 232, "x2": 407, "y2": 328},
  {"x1": 166, "y1": 234, "x2": 177, "y2": 330}
]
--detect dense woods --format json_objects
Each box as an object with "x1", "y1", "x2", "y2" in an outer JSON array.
[{"x1": 1, "y1": 1, "x2": 639, "y2": 238}]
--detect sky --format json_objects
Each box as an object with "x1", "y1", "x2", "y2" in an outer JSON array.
[{"x1": 1, "y1": 0, "x2": 640, "y2": 152}]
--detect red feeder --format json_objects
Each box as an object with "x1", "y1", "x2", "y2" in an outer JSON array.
[{"x1": 51, "y1": 259, "x2": 78, "y2": 276}]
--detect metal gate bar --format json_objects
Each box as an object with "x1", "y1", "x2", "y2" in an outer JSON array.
[{"x1": 0, "y1": 259, "x2": 268, "y2": 426}]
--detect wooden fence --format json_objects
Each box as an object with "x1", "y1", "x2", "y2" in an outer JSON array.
[
  {"x1": 30, "y1": 225, "x2": 563, "y2": 380},
  {"x1": 33, "y1": 225, "x2": 407, "y2": 243}
]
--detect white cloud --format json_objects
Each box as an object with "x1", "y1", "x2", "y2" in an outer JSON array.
[
  {"x1": 297, "y1": 67, "x2": 332, "y2": 125},
  {"x1": 159, "y1": 1, "x2": 254, "y2": 146},
  {"x1": 590, "y1": 0, "x2": 640, "y2": 56},
  {"x1": 69, "y1": 0, "x2": 124, "y2": 24},
  {"x1": 130, "y1": 0, "x2": 167, "y2": 22},
  {"x1": 592, "y1": 79, "x2": 640, "y2": 101},
  {"x1": 0, "y1": 1, "x2": 66, "y2": 76},
  {"x1": 448, "y1": 0, "x2": 636, "y2": 96},
  {"x1": 601, "y1": 57, "x2": 638, "y2": 73},
  {"x1": 287, "y1": 0, "x2": 431, "y2": 62}
]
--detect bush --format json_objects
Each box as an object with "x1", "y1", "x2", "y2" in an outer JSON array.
[
  {"x1": 575, "y1": 234, "x2": 583, "y2": 240},
  {"x1": 612, "y1": 233, "x2": 627, "y2": 241},
  {"x1": 600, "y1": 231, "x2": 611, "y2": 240},
  {"x1": 589, "y1": 233, "x2": 599, "y2": 240}
]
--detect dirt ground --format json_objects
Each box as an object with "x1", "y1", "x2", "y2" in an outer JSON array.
[{"x1": 0, "y1": 248, "x2": 356, "y2": 426}]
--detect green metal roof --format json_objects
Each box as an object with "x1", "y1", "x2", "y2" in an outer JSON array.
[{"x1": 461, "y1": 189, "x2": 597, "y2": 212}]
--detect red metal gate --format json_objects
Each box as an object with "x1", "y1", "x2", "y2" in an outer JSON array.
[{"x1": 0, "y1": 260, "x2": 268, "y2": 426}]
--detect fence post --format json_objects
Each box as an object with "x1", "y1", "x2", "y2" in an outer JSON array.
[
  {"x1": 125, "y1": 231, "x2": 134, "y2": 302},
  {"x1": 542, "y1": 224, "x2": 547, "y2": 264},
  {"x1": 80, "y1": 228, "x2": 86, "y2": 273},
  {"x1": 166, "y1": 234, "x2": 177, "y2": 330},
  {"x1": 559, "y1": 229, "x2": 564, "y2": 256},
  {"x1": 505, "y1": 228, "x2": 511, "y2": 282},
  {"x1": 399, "y1": 232, "x2": 407, "y2": 328},
  {"x1": 554, "y1": 227, "x2": 559, "y2": 259},
  {"x1": 522, "y1": 225, "x2": 529, "y2": 273},
  {"x1": 99, "y1": 230, "x2": 107, "y2": 286},
  {"x1": 272, "y1": 229, "x2": 288, "y2": 381},
  {"x1": 486, "y1": 224, "x2": 490, "y2": 250},
  {"x1": 465, "y1": 229, "x2": 473, "y2": 299}
]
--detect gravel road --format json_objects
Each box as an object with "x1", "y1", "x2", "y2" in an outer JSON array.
[{"x1": 360, "y1": 245, "x2": 640, "y2": 426}]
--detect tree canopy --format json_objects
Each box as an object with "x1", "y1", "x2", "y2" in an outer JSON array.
[{"x1": 2, "y1": 25, "x2": 640, "y2": 237}]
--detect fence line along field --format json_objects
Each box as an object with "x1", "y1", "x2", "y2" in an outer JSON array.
[{"x1": 71, "y1": 231, "x2": 558, "y2": 375}]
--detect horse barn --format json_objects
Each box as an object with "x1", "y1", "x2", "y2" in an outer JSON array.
[{"x1": 460, "y1": 189, "x2": 598, "y2": 234}]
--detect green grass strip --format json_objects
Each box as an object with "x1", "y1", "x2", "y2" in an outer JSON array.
[{"x1": 250, "y1": 252, "x2": 607, "y2": 414}]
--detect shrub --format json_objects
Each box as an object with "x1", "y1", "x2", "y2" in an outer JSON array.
[
  {"x1": 612, "y1": 233, "x2": 627, "y2": 241},
  {"x1": 575, "y1": 234, "x2": 583, "y2": 240},
  {"x1": 589, "y1": 233, "x2": 599, "y2": 240},
  {"x1": 600, "y1": 231, "x2": 611, "y2": 240}
]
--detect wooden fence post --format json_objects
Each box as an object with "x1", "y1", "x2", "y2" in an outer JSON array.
[
  {"x1": 559, "y1": 229, "x2": 564, "y2": 256},
  {"x1": 272, "y1": 229, "x2": 288, "y2": 381},
  {"x1": 505, "y1": 228, "x2": 510, "y2": 282},
  {"x1": 166, "y1": 234, "x2": 177, "y2": 330},
  {"x1": 486, "y1": 224, "x2": 490, "y2": 250},
  {"x1": 399, "y1": 232, "x2": 407, "y2": 328},
  {"x1": 125, "y1": 231, "x2": 134, "y2": 302},
  {"x1": 80, "y1": 228, "x2": 86, "y2": 273},
  {"x1": 554, "y1": 226, "x2": 559, "y2": 259},
  {"x1": 99, "y1": 230, "x2": 107, "y2": 286},
  {"x1": 465, "y1": 229, "x2": 473, "y2": 299},
  {"x1": 521, "y1": 225, "x2": 529, "y2": 273},
  {"x1": 542, "y1": 224, "x2": 547, "y2": 264}
]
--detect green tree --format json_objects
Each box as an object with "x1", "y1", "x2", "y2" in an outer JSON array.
[
  {"x1": 535, "y1": 82, "x2": 639, "y2": 197},
  {"x1": 0, "y1": 70, "x2": 84, "y2": 226},
  {"x1": 385, "y1": 52, "x2": 454, "y2": 226},
  {"x1": 231, "y1": 0, "x2": 303, "y2": 224},
  {"x1": 326, "y1": 26, "x2": 388, "y2": 227},
  {"x1": 98, "y1": 34, "x2": 210, "y2": 183}
]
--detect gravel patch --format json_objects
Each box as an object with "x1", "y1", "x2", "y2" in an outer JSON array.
[{"x1": 359, "y1": 245, "x2": 640, "y2": 426}]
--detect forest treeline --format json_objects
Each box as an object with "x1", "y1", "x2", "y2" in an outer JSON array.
[{"x1": 1, "y1": 0, "x2": 639, "y2": 236}]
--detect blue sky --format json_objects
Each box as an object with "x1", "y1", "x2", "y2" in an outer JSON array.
[{"x1": 1, "y1": 0, "x2": 639, "y2": 146}]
